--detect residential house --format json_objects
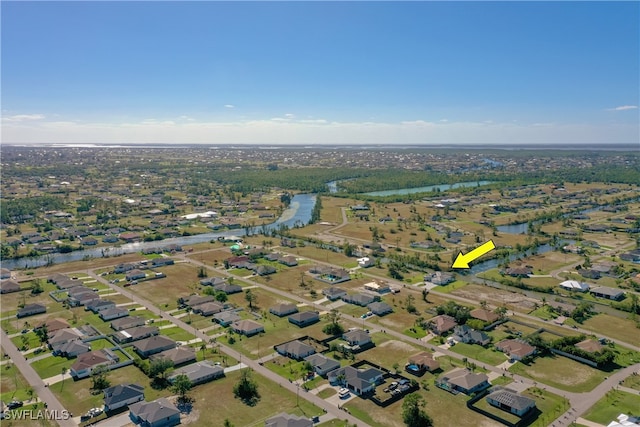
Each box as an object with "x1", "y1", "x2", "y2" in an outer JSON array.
[
  {"x1": 150, "y1": 347, "x2": 196, "y2": 367},
  {"x1": 495, "y1": 339, "x2": 536, "y2": 361},
  {"x1": 129, "y1": 398, "x2": 180, "y2": 427},
  {"x1": 168, "y1": 360, "x2": 224, "y2": 385},
  {"x1": 0, "y1": 280, "x2": 20, "y2": 294},
  {"x1": 486, "y1": 387, "x2": 536, "y2": 417},
  {"x1": 469, "y1": 309, "x2": 499, "y2": 324},
  {"x1": 119, "y1": 232, "x2": 141, "y2": 243},
  {"x1": 269, "y1": 303, "x2": 298, "y2": 317},
  {"x1": 580, "y1": 269, "x2": 601, "y2": 280},
  {"x1": 213, "y1": 283, "x2": 243, "y2": 294},
  {"x1": 279, "y1": 255, "x2": 298, "y2": 267},
  {"x1": 70, "y1": 349, "x2": 119, "y2": 379},
  {"x1": 322, "y1": 287, "x2": 347, "y2": 301},
  {"x1": 0, "y1": 268, "x2": 11, "y2": 279},
  {"x1": 100, "y1": 307, "x2": 130, "y2": 321},
  {"x1": 424, "y1": 272, "x2": 455, "y2": 286},
  {"x1": 231, "y1": 319, "x2": 264, "y2": 336},
  {"x1": 363, "y1": 281, "x2": 391, "y2": 294},
  {"x1": 590, "y1": 286, "x2": 625, "y2": 301},
  {"x1": 288, "y1": 311, "x2": 320, "y2": 328},
  {"x1": 126, "y1": 269, "x2": 146, "y2": 281},
  {"x1": 367, "y1": 302, "x2": 393, "y2": 316},
  {"x1": 436, "y1": 368, "x2": 490, "y2": 395},
  {"x1": 192, "y1": 302, "x2": 224, "y2": 316},
  {"x1": 213, "y1": 311, "x2": 241, "y2": 326},
  {"x1": 406, "y1": 352, "x2": 440, "y2": 375},
  {"x1": 265, "y1": 413, "x2": 313, "y2": 427},
  {"x1": 451, "y1": 325, "x2": 491, "y2": 346},
  {"x1": 255, "y1": 265, "x2": 276, "y2": 276},
  {"x1": 342, "y1": 329, "x2": 372, "y2": 347},
  {"x1": 427, "y1": 315, "x2": 458, "y2": 335},
  {"x1": 86, "y1": 299, "x2": 116, "y2": 313},
  {"x1": 303, "y1": 354, "x2": 340, "y2": 376},
  {"x1": 114, "y1": 263, "x2": 136, "y2": 274},
  {"x1": 505, "y1": 267, "x2": 532, "y2": 278},
  {"x1": 181, "y1": 295, "x2": 215, "y2": 308},
  {"x1": 111, "y1": 316, "x2": 146, "y2": 331},
  {"x1": 227, "y1": 255, "x2": 250, "y2": 268},
  {"x1": 559, "y1": 280, "x2": 590, "y2": 292},
  {"x1": 151, "y1": 258, "x2": 174, "y2": 267},
  {"x1": 114, "y1": 326, "x2": 159, "y2": 344},
  {"x1": 56, "y1": 340, "x2": 91, "y2": 358},
  {"x1": 35, "y1": 318, "x2": 70, "y2": 334},
  {"x1": 199, "y1": 277, "x2": 228, "y2": 287},
  {"x1": 48, "y1": 328, "x2": 83, "y2": 352},
  {"x1": 341, "y1": 293, "x2": 377, "y2": 307},
  {"x1": 275, "y1": 340, "x2": 316, "y2": 361},
  {"x1": 17, "y1": 303, "x2": 46, "y2": 318},
  {"x1": 132, "y1": 336, "x2": 176, "y2": 358},
  {"x1": 357, "y1": 257, "x2": 374, "y2": 268},
  {"x1": 327, "y1": 365, "x2": 384, "y2": 395},
  {"x1": 103, "y1": 383, "x2": 145, "y2": 412}
]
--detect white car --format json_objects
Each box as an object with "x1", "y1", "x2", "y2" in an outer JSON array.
[{"x1": 338, "y1": 388, "x2": 350, "y2": 398}]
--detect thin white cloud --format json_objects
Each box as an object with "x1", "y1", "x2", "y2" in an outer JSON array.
[
  {"x1": 607, "y1": 105, "x2": 638, "y2": 111},
  {"x1": 284, "y1": 113, "x2": 295, "y2": 119},
  {"x1": 2, "y1": 117, "x2": 638, "y2": 146},
  {"x1": 224, "y1": 104, "x2": 235, "y2": 109},
  {"x1": 2, "y1": 114, "x2": 45, "y2": 122}
]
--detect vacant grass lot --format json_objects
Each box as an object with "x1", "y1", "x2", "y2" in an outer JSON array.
[
  {"x1": 124, "y1": 262, "x2": 202, "y2": 310},
  {"x1": 583, "y1": 390, "x2": 640, "y2": 425},
  {"x1": 187, "y1": 369, "x2": 323, "y2": 427},
  {"x1": 621, "y1": 374, "x2": 640, "y2": 390},
  {"x1": 345, "y1": 382, "x2": 501, "y2": 427},
  {"x1": 508, "y1": 355, "x2": 609, "y2": 393},
  {"x1": 450, "y1": 343, "x2": 508, "y2": 366},
  {"x1": 0, "y1": 360, "x2": 32, "y2": 403},
  {"x1": 30, "y1": 355, "x2": 76, "y2": 380},
  {"x1": 580, "y1": 314, "x2": 640, "y2": 346}
]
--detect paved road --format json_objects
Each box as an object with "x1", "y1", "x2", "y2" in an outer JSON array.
[
  {"x1": 86, "y1": 270, "x2": 371, "y2": 427},
  {"x1": 0, "y1": 329, "x2": 77, "y2": 427}
]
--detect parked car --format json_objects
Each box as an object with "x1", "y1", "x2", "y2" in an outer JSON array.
[
  {"x1": 338, "y1": 388, "x2": 350, "y2": 398},
  {"x1": 7, "y1": 401, "x2": 23, "y2": 409}
]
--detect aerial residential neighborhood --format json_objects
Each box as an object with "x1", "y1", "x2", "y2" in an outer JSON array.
[{"x1": 1, "y1": 144, "x2": 639, "y2": 427}]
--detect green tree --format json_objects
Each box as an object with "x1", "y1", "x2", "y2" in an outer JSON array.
[
  {"x1": 149, "y1": 358, "x2": 174, "y2": 380},
  {"x1": 31, "y1": 279, "x2": 44, "y2": 295},
  {"x1": 34, "y1": 325, "x2": 48, "y2": 345},
  {"x1": 402, "y1": 393, "x2": 433, "y2": 427},
  {"x1": 171, "y1": 374, "x2": 193, "y2": 405},
  {"x1": 245, "y1": 289, "x2": 257, "y2": 309},
  {"x1": 223, "y1": 420, "x2": 234, "y2": 427},
  {"x1": 322, "y1": 309, "x2": 344, "y2": 335},
  {"x1": 405, "y1": 294, "x2": 417, "y2": 314},
  {"x1": 90, "y1": 365, "x2": 111, "y2": 392},
  {"x1": 233, "y1": 369, "x2": 260, "y2": 405}
]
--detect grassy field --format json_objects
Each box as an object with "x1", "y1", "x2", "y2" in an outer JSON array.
[
  {"x1": 508, "y1": 354, "x2": 610, "y2": 393},
  {"x1": 0, "y1": 360, "x2": 32, "y2": 403},
  {"x1": 521, "y1": 387, "x2": 570, "y2": 427},
  {"x1": 364, "y1": 336, "x2": 423, "y2": 369},
  {"x1": 621, "y1": 374, "x2": 640, "y2": 390},
  {"x1": 186, "y1": 369, "x2": 323, "y2": 427},
  {"x1": 450, "y1": 343, "x2": 508, "y2": 366},
  {"x1": 583, "y1": 390, "x2": 640, "y2": 425},
  {"x1": 345, "y1": 383, "x2": 502, "y2": 427},
  {"x1": 580, "y1": 314, "x2": 640, "y2": 346},
  {"x1": 30, "y1": 355, "x2": 76, "y2": 380}
]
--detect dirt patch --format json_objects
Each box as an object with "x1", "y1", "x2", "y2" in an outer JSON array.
[{"x1": 379, "y1": 340, "x2": 417, "y2": 352}]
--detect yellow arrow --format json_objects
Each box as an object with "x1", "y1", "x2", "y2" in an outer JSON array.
[{"x1": 452, "y1": 240, "x2": 496, "y2": 269}]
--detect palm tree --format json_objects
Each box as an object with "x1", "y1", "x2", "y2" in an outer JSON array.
[{"x1": 60, "y1": 367, "x2": 67, "y2": 391}]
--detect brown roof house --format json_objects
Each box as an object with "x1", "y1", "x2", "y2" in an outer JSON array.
[
  {"x1": 150, "y1": 346, "x2": 196, "y2": 367},
  {"x1": 470, "y1": 308, "x2": 499, "y2": 324},
  {"x1": 436, "y1": 368, "x2": 489, "y2": 395},
  {"x1": 428, "y1": 315, "x2": 458, "y2": 335},
  {"x1": 70, "y1": 349, "x2": 119, "y2": 379},
  {"x1": 495, "y1": 339, "x2": 536, "y2": 361},
  {"x1": 0, "y1": 279, "x2": 20, "y2": 294},
  {"x1": 406, "y1": 352, "x2": 440, "y2": 376}
]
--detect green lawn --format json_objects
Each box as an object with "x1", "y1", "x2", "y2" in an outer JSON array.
[
  {"x1": 621, "y1": 374, "x2": 640, "y2": 390},
  {"x1": 159, "y1": 326, "x2": 197, "y2": 342},
  {"x1": 11, "y1": 332, "x2": 42, "y2": 351},
  {"x1": 30, "y1": 355, "x2": 76, "y2": 380},
  {"x1": 0, "y1": 362, "x2": 32, "y2": 403},
  {"x1": 317, "y1": 388, "x2": 336, "y2": 399},
  {"x1": 432, "y1": 280, "x2": 469, "y2": 294},
  {"x1": 508, "y1": 355, "x2": 610, "y2": 393},
  {"x1": 450, "y1": 343, "x2": 508, "y2": 366},
  {"x1": 583, "y1": 390, "x2": 640, "y2": 425},
  {"x1": 522, "y1": 387, "x2": 571, "y2": 427}
]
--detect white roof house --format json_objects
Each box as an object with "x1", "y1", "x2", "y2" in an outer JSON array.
[{"x1": 559, "y1": 280, "x2": 590, "y2": 292}]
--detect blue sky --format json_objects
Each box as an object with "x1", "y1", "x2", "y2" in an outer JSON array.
[{"x1": 2, "y1": 1, "x2": 639, "y2": 145}]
